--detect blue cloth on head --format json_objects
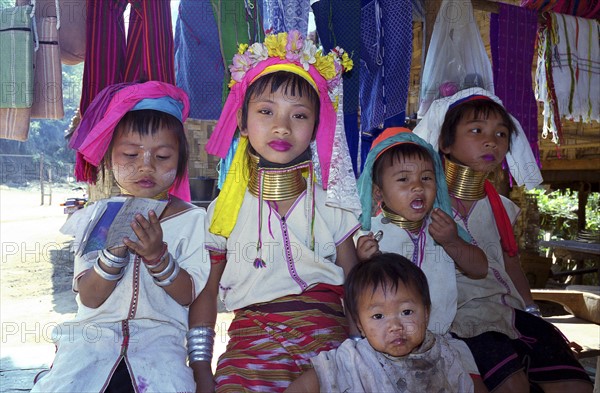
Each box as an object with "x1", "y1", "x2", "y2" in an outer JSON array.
[
  {"x1": 131, "y1": 97, "x2": 185, "y2": 123},
  {"x1": 356, "y1": 130, "x2": 472, "y2": 243}
]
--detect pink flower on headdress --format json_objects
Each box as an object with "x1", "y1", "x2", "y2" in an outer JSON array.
[
  {"x1": 230, "y1": 52, "x2": 252, "y2": 84},
  {"x1": 285, "y1": 30, "x2": 303, "y2": 63},
  {"x1": 327, "y1": 60, "x2": 343, "y2": 90}
]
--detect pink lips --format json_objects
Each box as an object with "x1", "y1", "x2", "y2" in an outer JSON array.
[
  {"x1": 268, "y1": 140, "x2": 292, "y2": 152},
  {"x1": 482, "y1": 154, "x2": 495, "y2": 162},
  {"x1": 137, "y1": 178, "x2": 156, "y2": 188}
]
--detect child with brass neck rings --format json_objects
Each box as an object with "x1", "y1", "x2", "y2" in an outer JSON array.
[
  {"x1": 354, "y1": 127, "x2": 487, "y2": 391},
  {"x1": 188, "y1": 31, "x2": 360, "y2": 393},
  {"x1": 31, "y1": 82, "x2": 209, "y2": 393},
  {"x1": 415, "y1": 89, "x2": 592, "y2": 393}
]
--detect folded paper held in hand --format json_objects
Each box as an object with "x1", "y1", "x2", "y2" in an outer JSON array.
[{"x1": 76, "y1": 197, "x2": 168, "y2": 256}]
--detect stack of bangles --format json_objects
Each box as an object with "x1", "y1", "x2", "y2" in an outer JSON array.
[
  {"x1": 94, "y1": 249, "x2": 129, "y2": 281},
  {"x1": 187, "y1": 327, "x2": 215, "y2": 364},
  {"x1": 143, "y1": 242, "x2": 181, "y2": 287}
]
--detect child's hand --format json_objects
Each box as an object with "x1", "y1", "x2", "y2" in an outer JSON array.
[
  {"x1": 123, "y1": 210, "x2": 164, "y2": 260},
  {"x1": 428, "y1": 208, "x2": 459, "y2": 246},
  {"x1": 356, "y1": 233, "x2": 380, "y2": 262}
]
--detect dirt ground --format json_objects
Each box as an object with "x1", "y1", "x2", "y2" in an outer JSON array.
[
  {"x1": 1, "y1": 184, "x2": 79, "y2": 391},
  {"x1": 0, "y1": 185, "x2": 232, "y2": 392}
]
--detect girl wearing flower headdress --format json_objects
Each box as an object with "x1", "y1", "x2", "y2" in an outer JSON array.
[
  {"x1": 188, "y1": 31, "x2": 360, "y2": 392},
  {"x1": 31, "y1": 81, "x2": 210, "y2": 393},
  {"x1": 414, "y1": 88, "x2": 592, "y2": 393}
]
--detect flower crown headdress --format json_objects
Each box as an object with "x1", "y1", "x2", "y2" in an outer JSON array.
[
  {"x1": 229, "y1": 30, "x2": 353, "y2": 98},
  {"x1": 206, "y1": 30, "x2": 357, "y2": 238}
]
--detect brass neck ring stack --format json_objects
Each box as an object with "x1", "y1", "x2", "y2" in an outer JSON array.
[
  {"x1": 247, "y1": 153, "x2": 308, "y2": 201},
  {"x1": 445, "y1": 159, "x2": 488, "y2": 201},
  {"x1": 381, "y1": 204, "x2": 423, "y2": 232}
]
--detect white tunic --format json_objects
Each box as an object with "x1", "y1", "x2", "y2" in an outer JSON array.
[
  {"x1": 311, "y1": 331, "x2": 474, "y2": 393},
  {"x1": 32, "y1": 202, "x2": 210, "y2": 393},
  {"x1": 370, "y1": 214, "x2": 457, "y2": 335},
  {"x1": 206, "y1": 187, "x2": 360, "y2": 311},
  {"x1": 451, "y1": 195, "x2": 526, "y2": 339}
]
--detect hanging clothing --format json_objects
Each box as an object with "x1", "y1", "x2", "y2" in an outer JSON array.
[
  {"x1": 522, "y1": 0, "x2": 600, "y2": 19},
  {"x1": 490, "y1": 3, "x2": 540, "y2": 165},
  {"x1": 210, "y1": 0, "x2": 264, "y2": 104},
  {"x1": 80, "y1": 0, "x2": 175, "y2": 115},
  {"x1": 359, "y1": 0, "x2": 412, "y2": 134},
  {"x1": 312, "y1": 0, "x2": 361, "y2": 175},
  {"x1": 0, "y1": 5, "x2": 34, "y2": 141},
  {"x1": 262, "y1": 0, "x2": 309, "y2": 35},
  {"x1": 536, "y1": 13, "x2": 600, "y2": 143},
  {"x1": 174, "y1": 0, "x2": 224, "y2": 120}
]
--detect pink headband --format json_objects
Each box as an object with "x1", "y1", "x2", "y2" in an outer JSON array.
[
  {"x1": 71, "y1": 81, "x2": 191, "y2": 200},
  {"x1": 205, "y1": 56, "x2": 337, "y2": 188}
]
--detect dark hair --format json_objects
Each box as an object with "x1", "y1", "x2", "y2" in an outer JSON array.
[
  {"x1": 239, "y1": 71, "x2": 320, "y2": 133},
  {"x1": 372, "y1": 143, "x2": 434, "y2": 189},
  {"x1": 344, "y1": 252, "x2": 431, "y2": 324},
  {"x1": 439, "y1": 99, "x2": 517, "y2": 152},
  {"x1": 105, "y1": 109, "x2": 189, "y2": 185}
]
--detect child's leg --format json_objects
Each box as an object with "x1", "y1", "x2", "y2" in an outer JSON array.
[
  {"x1": 512, "y1": 310, "x2": 593, "y2": 392},
  {"x1": 457, "y1": 331, "x2": 528, "y2": 392}
]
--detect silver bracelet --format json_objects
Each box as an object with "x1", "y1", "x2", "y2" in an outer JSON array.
[
  {"x1": 525, "y1": 304, "x2": 542, "y2": 317},
  {"x1": 99, "y1": 249, "x2": 129, "y2": 269},
  {"x1": 187, "y1": 327, "x2": 215, "y2": 364},
  {"x1": 93, "y1": 258, "x2": 125, "y2": 281},
  {"x1": 153, "y1": 255, "x2": 180, "y2": 287},
  {"x1": 149, "y1": 253, "x2": 175, "y2": 278}
]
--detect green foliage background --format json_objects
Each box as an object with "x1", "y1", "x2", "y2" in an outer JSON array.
[{"x1": 529, "y1": 188, "x2": 600, "y2": 239}]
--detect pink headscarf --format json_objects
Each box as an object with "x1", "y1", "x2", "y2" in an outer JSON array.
[
  {"x1": 205, "y1": 56, "x2": 337, "y2": 188},
  {"x1": 70, "y1": 81, "x2": 191, "y2": 201}
]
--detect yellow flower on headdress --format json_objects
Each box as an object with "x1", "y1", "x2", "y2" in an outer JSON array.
[
  {"x1": 341, "y1": 52, "x2": 353, "y2": 72},
  {"x1": 265, "y1": 32, "x2": 288, "y2": 59},
  {"x1": 237, "y1": 43, "x2": 248, "y2": 55},
  {"x1": 314, "y1": 51, "x2": 337, "y2": 81}
]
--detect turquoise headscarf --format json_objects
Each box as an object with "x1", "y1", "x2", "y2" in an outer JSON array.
[{"x1": 356, "y1": 127, "x2": 471, "y2": 243}]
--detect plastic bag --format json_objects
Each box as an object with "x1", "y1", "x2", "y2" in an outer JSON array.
[{"x1": 417, "y1": 0, "x2": 494, "y2": 117}]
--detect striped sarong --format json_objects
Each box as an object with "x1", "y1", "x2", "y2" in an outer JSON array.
[
  {"x1": 215, "y1": 284, "x2": 349, "y2": 393},
  {"x1": 80, "y1": 0, "x2": 175, "y2": 115}
]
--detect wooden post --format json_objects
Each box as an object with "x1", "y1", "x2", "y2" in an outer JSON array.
[
  {"x1": 40, "y1": 153, "x2": 44, "y2": 205},
  {"x1": 48, "y1": 167, "x2": 52, "y2": 205},
  {"x1": 577, "y1": 185, "x2": 589, "y2": 232}
]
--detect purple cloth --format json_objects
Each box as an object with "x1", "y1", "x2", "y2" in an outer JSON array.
[{"x1": 490, "y1": 3, "x2": 540, "y2": 164}]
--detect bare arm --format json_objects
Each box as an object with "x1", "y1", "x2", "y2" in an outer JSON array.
[
  {"x1": 335, "y1": 236, "x2": 361, "y2": 336},
  {"x1": 428, "y1": 208, "x2": 488, "y2": 279},
  {"x1": 503, "y1": 251, "x2": 534, "y2": 306},
  {"x1": 189, "y1": 252, "x2": 226, "y2": 393},
  {"x1": 284, "y1": 368, "x2": 320, "y2": 393}
]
